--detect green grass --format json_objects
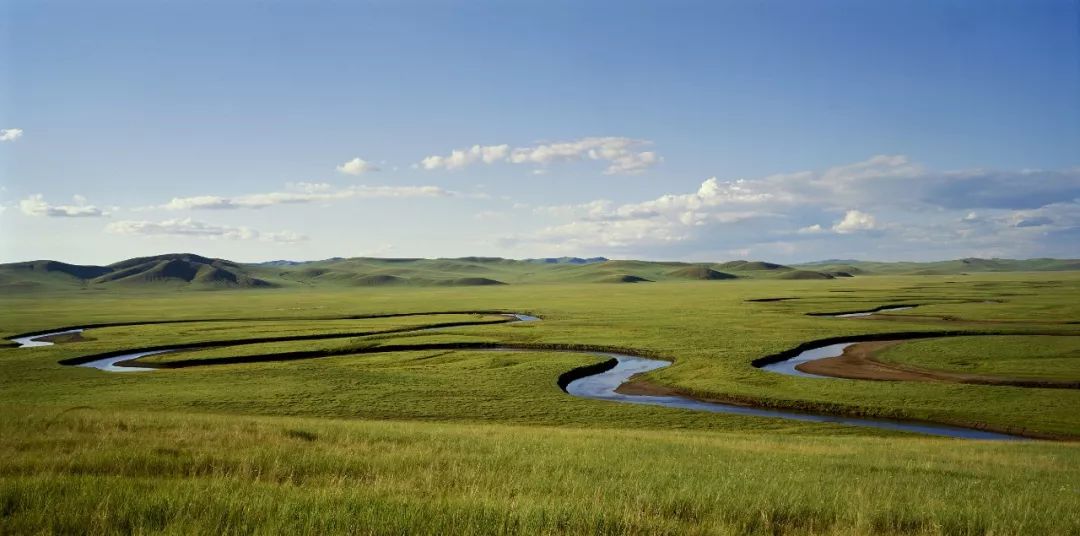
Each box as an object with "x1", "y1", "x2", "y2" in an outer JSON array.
[
  {"x1": 3, "y1": 408, "x2": 1079, "y2": 535},
  {"x1": 57, "y1": 314, "x2": 508, "y2": 346},
  {"x1": 878, "y1": 335, "x2": 1080, "y2": 380},
  {"x1": 2, "y1": 272, "x2": 1079, "y2": 533}
]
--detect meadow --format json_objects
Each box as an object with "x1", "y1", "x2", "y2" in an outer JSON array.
[
  {"x1": 878, "y1": 335, "x2": 1080, "y2": 381},
  {"x1": 2, "y1": 271, "x2": 1079, "y2": 534}
]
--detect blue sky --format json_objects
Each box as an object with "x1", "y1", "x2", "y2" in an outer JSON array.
[{"x1": 1, "y1": 0, "x2": 1078, "y2": 264}]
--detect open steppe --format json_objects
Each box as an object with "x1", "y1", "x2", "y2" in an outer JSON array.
[{"x1": 2, "y1": 259, "x2": 1079, "y2": 534}]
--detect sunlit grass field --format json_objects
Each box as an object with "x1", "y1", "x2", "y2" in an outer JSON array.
[
  {"x1": 2, "y1": 272, "x2": 1079, "y2": 534},
  {"x1": 4, "y1": 409, "x2": 1078, "y2": 535},
  {"x1": 878, "y1": 335, "x2": 1080, "y2": 380}
]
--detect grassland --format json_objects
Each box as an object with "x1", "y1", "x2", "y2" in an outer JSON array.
[
  {"x1": 2, "y1": 271, "x2": 1079, "y2": 534},
  {"x1": 4, "y1": 409, "x2": 1078, "y2": 535},
  {"x1": 879, "y1": 336, "x2": 1080, "y2": 381}
]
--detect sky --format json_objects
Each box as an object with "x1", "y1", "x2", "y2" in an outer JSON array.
[{"x1": 1, "y1": 0, "x2": 1078, "y2": 265}]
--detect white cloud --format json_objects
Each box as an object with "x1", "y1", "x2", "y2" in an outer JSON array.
[
  {"x1": 1003, "y1": 201, "x2": 1078, "y2": 230},
  {"x1": 0, "y1": 128, "x2": 23, "y2": 142},
  {"x1": 287, "y1": 182, "x2": 334, "y2": 193},
  {"x1": 336, "y1": 157, "x2": 380, "y2": 176},
  {"x1": 538, "y1": 177, "x2": 777, "y2": 224},
  {"x1": 157, "y1": 183, "x2": 457, "y2": 211},
  {"x1": 501, "y1": 155, "x2": 1080, "y2": 258},
  {"x1": 418, "y1": 137, "x2": 662, "y2": 175},
  {"x1": 504, "y1": 218, "x2": 690, "y2": 251},
  {"x1": 161, "y1": 195, "x2": 237, "y2": 210},
  {"x1": 752, "y1": 154, "x2": 1080, "y2": 212},
  {"x1": 605, "y1": 151, "x2": 661, "y2": 175},
  {"x1": 509, "y1": 137, "x2": 660, "y2": 175},
  {"x1": 19, "y1": 194, "x2": 108, "y2": 217},
  {"x1": 420, "y1": 144, "x2": 510, "y2": 171},
  {"x1": 832, "y1": 210, "x2": 879, "y2": 233},
  {"x1": 511, "y1": 176, "x2": 779, "y2": 251},
  {"x1": 819, "y1": 154, "x2": 924, "y2": 184},
  {"x1": 106, "y1": 218, "x2": 307, "y2": 243}
]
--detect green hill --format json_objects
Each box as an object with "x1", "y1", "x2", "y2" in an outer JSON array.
[
  {"x1": 777, "y1": 269, "x2": 835, "y2": 280},
  {"x1": 667, "y1": 265, "x2": 738, "y2": 280},
  {"x1": 793, "y1": 257, "x2": 1080, "y2": 275},
  {"x1": 1, "y1": 254, "x2": 1077, "y2": 292}
]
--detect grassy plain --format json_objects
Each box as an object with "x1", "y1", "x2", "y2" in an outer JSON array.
[
  {"x1": 878, "y1": 335, "x2": 1080, "y2": 381},
  {"x1": 1, "y1": 272, "x2": 1079, "y2": 534},
  {"x1": 4, "y1": 409, "x2": 1079, "y2": 535}
]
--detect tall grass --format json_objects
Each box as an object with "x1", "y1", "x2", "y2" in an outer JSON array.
[
  {"x1": 3, "y1": 408, "x2": 1078, "y2": 535},
  {"x1": 2, "y1": 274, "x2": 1079, "y2": 533}
]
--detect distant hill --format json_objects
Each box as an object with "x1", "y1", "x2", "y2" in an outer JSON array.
[
  {"x1": 797, "y1": 259, "x2": 862, "y2": 266},
  {"x1": 717, "y1": 260, "x2": 790, "y2": 271},
  {"x1": 525, "y1": 257, "x2": 608, "y2": 265},
  {"x1": 792, "y1": 257, "x2": 1080, "y2": 275},
  {"x1": 2, "y1": 254, "x2": 277, "y2": 290},
  {"x1": 777, "y1": 270, "x2": 834, "y2": 280},
  {"x1": 4, "y1": 260, "x2": 113, "y2": 280},
  {"x1": 1, "y1": 254, "x2": 1076, "y2": 291},
  {"x1": 667, "y1": 265, "x2": 738, "y2": 280}
]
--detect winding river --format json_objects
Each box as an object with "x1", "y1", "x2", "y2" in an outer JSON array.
[
  {"x1": 758, "y1": 343, "x2": 853, "y2": 379},
  {"x1": 565, "y1": 353, "x2": 1013, "y2": 439},
  {"x1": 11, "y1": 328, "x2": 85, "y2": 348},
  {"x1": 833, "y1": 306, "x2": 913, "y2": 318},
  {"x1": 759, "y1": 304, "x2": 918, "y2": 378},
  {"x1": 10, "y1": 311, "x2": 1018, "y2": 440}
]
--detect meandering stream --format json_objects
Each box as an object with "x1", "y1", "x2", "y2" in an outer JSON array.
[
  {"x1": 758, "y1": 342, "x2": 853, "y2": 378},
  {"x1": 10, "y1": 311, "x2": 1018, "y2": 440},
  {"x1": 759, "y1": 305, "x2": 918, "y2": 378},
  {"x1": 833, "y1": 306, "x2": 913, "y2": 318},
  {"x1": 565, "y1": 353, "x2": 1014, "y2": 439}
]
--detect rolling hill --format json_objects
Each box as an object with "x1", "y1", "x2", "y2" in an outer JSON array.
[
  {"x1": 793, "y1": 257, "x2": 1080, "y2": 275},
  {"x1": 0, "y1": 254, "x2": 275, "y2": 290},
  {"x1": 0, "y1": 254, "x2": 1077, "y2": 291}
]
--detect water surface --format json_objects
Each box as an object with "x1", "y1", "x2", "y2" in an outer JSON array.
[
  {"x1": 12, "y1": 328, "x2": 84, "y2": 348},
  {"x1": 834, "y1": 306, "x2": 913, "y2": 318},
  {"x1": 758, "y1": 343, "x2": 853, "y2": 378},
  {"x1": 567, "y1": 353, "x2": 1017, "y2": 440}
]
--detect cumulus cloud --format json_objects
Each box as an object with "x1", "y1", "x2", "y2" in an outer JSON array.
[
  {"x1": 604, "y1": 151, "x2": 661, "y2": 175},
  {"x1": 0, "y1": 128, "x2": 23, "y2": 142},
  {"x1": 832, "y1": 210, "x2": 879, "y2": 234},
  {"x1": 420, "y1": 144, "x2": 510, "y2": 171},
  {"x1": 508, "y1": 137, "x2": 661, "y2": 175},
  {"x1": 106, "y1": 218, "x2": 307, "y2": 243},
  {"x1": 749, "y1": 155, "x2": 1080, "y2": 212},
  {"x1": 418, "y1": 137, "x2": 662, "y2": 175},
  {"x1": 539, "y1": 178, "x2": 777, "y2": 223},
  {"x1": 336, "y1": 157, "x2": 379, "y2": 176},
  {"x1": 510, "y1": 176, "x2": 780, "y2": 251},
  {"x1": 20, "y1": 194, "x2": 108, "y2": 217},
  {"x1": 156, "y1": 183, "x2": 457, "y2": 211},
  {"x1": 500, "y1": 155, "x2": 1080, "y2": 259}
]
